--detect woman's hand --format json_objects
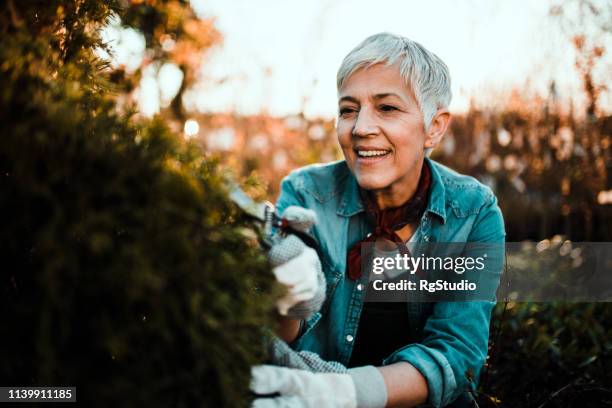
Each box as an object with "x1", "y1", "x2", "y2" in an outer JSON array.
[
  {"x1": 251, "y1": 365, "x2": 358, "y2": 408},
  {"x1": 250, "y1": 365, "x2": 389, "y2": 408},
  {"x1": 259, "y1": 339, "x2": 389, "y2": 408},
  {"x1": 270, "y1": 239, "x2": 320, "y2": 316},
  {"x1": 268, "y1": 206, "x2": 325, "y2": 319}
]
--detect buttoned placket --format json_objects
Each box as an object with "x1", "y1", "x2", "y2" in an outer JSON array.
[
  {"x1": 341, "y1": 210, "x2": 438, "y2": 364},
  {"x1": 406, "y1": 212, "x2": 435, "y2": 340},
  {"x1": 339, "y1": 214, "x2": 370, "y2": 364}
]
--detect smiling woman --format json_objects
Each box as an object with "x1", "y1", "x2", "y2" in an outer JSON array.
[{"x1": 251, "y1": 32, "x2": 506, "y2": 408}]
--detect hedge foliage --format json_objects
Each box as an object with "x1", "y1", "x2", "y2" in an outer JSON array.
[{"x1": 0, "y1": 1, "x2": 275, "y2": 406}]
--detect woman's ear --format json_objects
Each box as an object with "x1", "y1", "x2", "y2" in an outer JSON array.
[{"x1": 424, "y1": 109, "x2": 451, "y2": 149}]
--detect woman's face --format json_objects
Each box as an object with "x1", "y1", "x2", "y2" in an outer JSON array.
[{"x1": 337, "y1": 63, "x2": 429, "y2": 196}]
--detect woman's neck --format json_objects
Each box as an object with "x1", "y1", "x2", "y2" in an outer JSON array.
[{"x1": 369, "y1": 166, "x2": 423, "y2": 210}]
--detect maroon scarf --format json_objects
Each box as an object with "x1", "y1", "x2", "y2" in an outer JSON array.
[{"x1": 346, "y1": 161, "x2": 431, "y2": 280}]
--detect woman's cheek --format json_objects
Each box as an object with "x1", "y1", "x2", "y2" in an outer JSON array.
[
  {"x1": 336, "y1": 130, "x2": 349, "y2": 149},
  {"x1": 336, "y1": 122, "x2": 351, "y2": 144}
]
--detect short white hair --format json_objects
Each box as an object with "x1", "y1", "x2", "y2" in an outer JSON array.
[{"x1": 337, "y1": 32, "x2": 452, "y2": 132}]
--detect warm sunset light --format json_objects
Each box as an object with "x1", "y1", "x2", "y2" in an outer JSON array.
[
  {"x1": 3, "y1": 1, "x2": 610, "y2": 406},
  {"x1": 104, "y1": 0, "x2": 611, "y2": 119}
]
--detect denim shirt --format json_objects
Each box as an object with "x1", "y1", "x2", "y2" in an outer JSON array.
[{"x1": 275, "y1": 157, "x2": 506, "y2": 408}]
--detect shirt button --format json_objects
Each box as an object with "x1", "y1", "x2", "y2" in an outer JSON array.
[
  {"x1": 346, "y1": 335, "x2": 354, "y2": 343},
  {"x1": 357, "y1": 284, "x2": 364, "y2": 291}
]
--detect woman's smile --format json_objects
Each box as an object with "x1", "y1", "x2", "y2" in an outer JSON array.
[{"x1": 354, "y1": 146, "x2": 393, "y2": 165}]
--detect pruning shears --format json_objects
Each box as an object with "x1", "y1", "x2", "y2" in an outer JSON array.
[{"x1": 228, "y1": 183, "x2": 320, "y2": 253}]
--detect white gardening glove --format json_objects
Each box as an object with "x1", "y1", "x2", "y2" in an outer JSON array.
[
  {"x1": 268, "y1": 206, "x2": 325, "y2": 317},
  {"x1": 272, "y1": 245, "x2": 320, "y2": 315},
  {"x1": 251, "y1": 360, "x2": 387, "y2": 408},
  {"x1": 251, "y1": 365, "x2": 357, "y2": 408}
]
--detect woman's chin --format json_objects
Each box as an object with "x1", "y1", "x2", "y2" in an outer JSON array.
[{"x1": 355, "y1": 174, "x2": 392, "y2": 191}]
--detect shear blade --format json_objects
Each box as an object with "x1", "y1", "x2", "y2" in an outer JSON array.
[{"x1": 228, "y1": 184, "x2": 268, "y2": 222}]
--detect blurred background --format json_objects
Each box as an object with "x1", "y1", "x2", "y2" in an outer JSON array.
[
  {"x1": 1, "y1": 0, "x2": 611, "y2": 406},
  {"x1": 105, "y1": 0, "x2": 612, "y2": 242}
]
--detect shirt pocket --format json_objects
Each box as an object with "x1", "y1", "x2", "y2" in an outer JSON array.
[{"x1": 449, "y1": 199, "x2": 483, "y2": 218}]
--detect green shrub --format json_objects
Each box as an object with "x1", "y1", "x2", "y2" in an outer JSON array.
[
  {"x1": 0, "y1": 2, "x2": 275, "y2": 406},
  {"x1": 480, "y1": 301, "x2": 612, "y2": 406}
]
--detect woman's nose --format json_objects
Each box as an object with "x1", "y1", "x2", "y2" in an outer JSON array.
[{"x1": 352, "y1": 108, "x2": 378, "y2": 137}]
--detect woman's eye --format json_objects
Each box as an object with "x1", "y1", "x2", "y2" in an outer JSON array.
[
  {"x1": 339, "y1": 107, "x2": 357, "y2": 116},
  {"x1": 379, "y1": 104, "x2": 398, "y2": 112}
]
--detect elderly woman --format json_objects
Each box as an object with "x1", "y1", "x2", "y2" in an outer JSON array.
[{"x1": 251, "y1": 32, "x2": 505, "y2": 408}]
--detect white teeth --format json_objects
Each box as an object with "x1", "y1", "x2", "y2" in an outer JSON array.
[{"x1": 357, "y1": 150, "x2": 389, "y2": 157}]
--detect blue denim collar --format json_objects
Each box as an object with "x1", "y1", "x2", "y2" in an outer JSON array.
[
  {"x1": 336, "y1": 169, "x2": 365, "y2": 217},
  {"x1": 425, "y1": 157, "x2": 447, "y2": 224},
  {"x1": 335, "y1": 157, "x2": 447, "y2": 223}
]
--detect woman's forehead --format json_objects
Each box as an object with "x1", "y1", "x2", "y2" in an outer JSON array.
[{"x1": 338, "y1": 63, "x2": 414, "y2": 103}]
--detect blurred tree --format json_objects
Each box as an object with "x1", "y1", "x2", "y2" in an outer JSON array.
[
  {"x1": 0, "y1": 1, "x2": 274, "y2": 406},
  {"x1": 550, "y1": 0, "x2": 611, "y2": 120},
  {"x1": 108, "y1": 0, "x2": 221, "y2": 120}
]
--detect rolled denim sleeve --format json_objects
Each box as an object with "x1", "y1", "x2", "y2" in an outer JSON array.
[
  {"x1": 384, "y1": 192, "x2": 505, "y2": 407},
  {"x1": 383, "y1": 301, "x2": 495, "y2": 407}
]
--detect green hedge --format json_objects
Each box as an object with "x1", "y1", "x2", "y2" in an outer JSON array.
[{"x1": 0, "y1": 2, "x2": 275, "y2": 406}]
